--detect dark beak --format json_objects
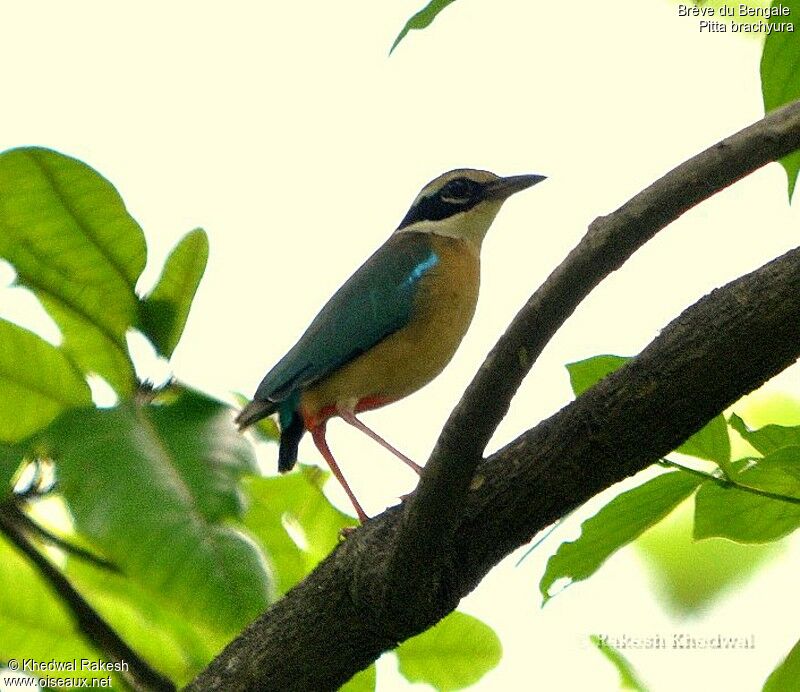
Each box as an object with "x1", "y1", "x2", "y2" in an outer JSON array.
[{"x1": 484, "y1": 173, "x2": 547, "y2": 200}]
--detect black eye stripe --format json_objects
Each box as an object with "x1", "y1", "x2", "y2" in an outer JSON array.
[{"x1": 397, "y1": 179, "x2": 485, "y2": 229}]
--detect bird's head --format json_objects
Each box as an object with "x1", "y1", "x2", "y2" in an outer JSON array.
[{"x1": 395, "y1": 168, "x2": 546, "y2": 248}]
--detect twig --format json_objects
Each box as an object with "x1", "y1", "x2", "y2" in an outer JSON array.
[
  {"x1": 0, "y1": 499, "x2": 174, "y2": 692},
  {"x1": 659, "y1": 458, "x2": 800, "y2": 505},
  {"x1": 4, "y1": 502, "x2": 121, "y2": 572}
]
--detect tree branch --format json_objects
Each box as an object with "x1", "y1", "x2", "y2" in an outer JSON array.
[
  {"x1": 190, "y1": 105, "x2": 800, "y2": 690},
  {"x1": 453, "y1": 245, "x2": 800, "y2": 581},
  {"x1": 387, "y1": 99, "x2": 800, "y2": 607}
]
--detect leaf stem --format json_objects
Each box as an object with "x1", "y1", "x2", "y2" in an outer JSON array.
[{"x1": 658, "y1": 458, "x2": 800, "y2": 505}]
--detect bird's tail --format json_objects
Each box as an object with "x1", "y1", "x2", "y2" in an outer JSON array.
[
  {"x1": 235, "y1": 399, "x2": 277, "y2": 430},
  {"x1": 278, "y1": 412, "x2": 305, "y2": 472},
  {"x1": 236, "y1": 398, "x2": 306, "y2": 473}
]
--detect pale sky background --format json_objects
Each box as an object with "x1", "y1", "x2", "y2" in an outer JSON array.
[{"x1": 1, "y1": 1, "x2": 800, "y2": 690}]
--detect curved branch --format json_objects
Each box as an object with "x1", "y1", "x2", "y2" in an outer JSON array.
[
  {"x1": 190, "y1": 103, "x2": 800, "y2": 691},
  {"x1": 191, "y1": 246, "x2": 800, "y2": 691},
  {"x1": 388, "y1": 99, "x2": 800, "y2": 603},
  {"x1": 450, "y1": 98, "x2": 800, "y2": 462}
]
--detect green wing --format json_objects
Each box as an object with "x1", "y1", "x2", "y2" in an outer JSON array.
[{"x1": 254, "y1": 232, "x2": 438, "y2": 403}]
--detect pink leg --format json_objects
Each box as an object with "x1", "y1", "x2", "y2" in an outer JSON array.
[
  {"x1": 310, "y1": 424, "x2": 369, "y2": 523},
  {"x1": 338, "y1": 410, "x2": 423, "y2": 475}
]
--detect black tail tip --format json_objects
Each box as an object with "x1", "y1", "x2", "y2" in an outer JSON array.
[
  {"x1": 237, "y1": 398, "x2": 306, "y2": 475},
  {"x1": 278, "y1": 412, "x2": 306, "y2": 472}
]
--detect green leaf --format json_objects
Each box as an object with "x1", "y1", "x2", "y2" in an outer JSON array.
[
  {"x1": 65, "y1": 558, "x2": 217, "y2": 686},
  {"x1": 0, "y1": 319, "x2": 91, "y2": 442},
  {"x1": 764, "y1": 638, "x2": 800, "y2": 692},
  {"x1": 391, "y1": 0, "x2": 459, "y2": 53},
  {"x1": 145, "y1": 388, "x2": 258, "y2": 520},
  {"x1": 540, "y1": 471, "x2": 702, "y2": 603},
  {"x1": 341, "y1": 664, "x2": 376, "y2": 692},
  {"x1": 636, "y1": 500, "x2": 779, "y2": 614},
  {"x1": 242, "y1": 467, "x2": 356, "y2": 596},
  {"x1": 729, "y1": 413, "x2": 800, "y2": 456},
  {"x1": 0, "y1": 147, "x2": 146, "y2": 394},
  {"x1": 0, "y1": 444, "x2": 22, "y2": 491},
  {"x1": 735, "y1": 393, "x2": 800, "y2": 428},
  {"x1": 695, "y1": 448, "x2": 800, "y2": 543},
  {"x1": 253, "y1": 416, "x2": 280, "y2": 443},
  {"x1": 566, "y1": 354, "x2": 630, "y2": 396},
  {"x1": 675, "y1": 413, "x2": 732, "y2": 473},
  {"x1": 590, "y1": 635, "x2": 648, "y2": 691},
  {"x1": 37, "y1": 390, "x2": 268, "y2": 639},
  {"x1": 761, "y1": 0, "x2": 800, "y2": 200},
  {"x1": 396, "y1": 612, "x2": 501, "y2": 691},
  {"x1": 731, "y1": 448, "x2": 800, "y2": 492},
  {"x1": 140, "y1": 228, "x2": 209, "y2": 358}
]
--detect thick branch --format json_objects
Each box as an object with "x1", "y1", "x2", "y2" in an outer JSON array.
[
  {"x1": 388, "y1": 99, "x2": 800, "y2": 605},
  {"x1": 456, "y1": 246, "x2": 800, "y2": 582},
  {"x1": 191, "y1": 249, "x2": 800, "y2": 689}
]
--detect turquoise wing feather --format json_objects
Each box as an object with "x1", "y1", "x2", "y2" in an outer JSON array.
[{"x1": 254, "y1": 232, "x2": 439, "y2": 404}]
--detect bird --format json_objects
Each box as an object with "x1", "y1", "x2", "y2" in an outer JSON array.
[{"x1": 236, "y1": 168, "x2": 546, "y2": 521}]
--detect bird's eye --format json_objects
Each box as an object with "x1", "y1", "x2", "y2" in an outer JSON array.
[{"x1": 440, "y1": 179, "x2": 476, "y2": 203}]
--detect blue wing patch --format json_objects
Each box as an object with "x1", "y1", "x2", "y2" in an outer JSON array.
[{"x1": 404, "y1": 251, "x2": 438, "y2": 288}]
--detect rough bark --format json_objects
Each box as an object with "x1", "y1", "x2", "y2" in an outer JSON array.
[{"x1": 189, "y1": 101, "x2": 800, "y2": 691}]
